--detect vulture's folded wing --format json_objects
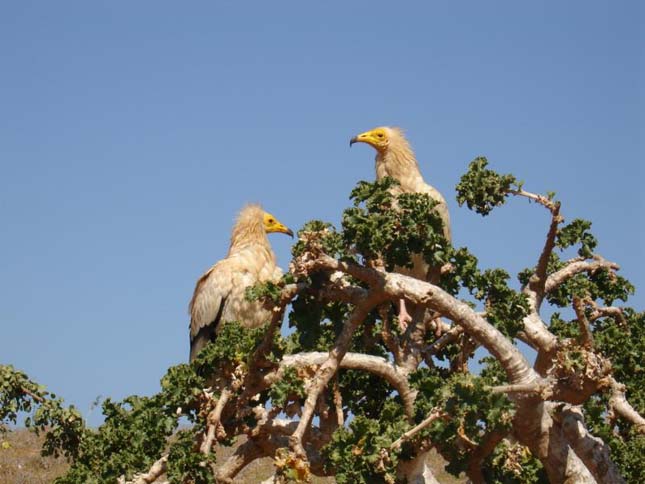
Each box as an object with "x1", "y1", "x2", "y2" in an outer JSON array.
[{"x1": 189, "y1": 262, "x2": 233, "y2": 361}]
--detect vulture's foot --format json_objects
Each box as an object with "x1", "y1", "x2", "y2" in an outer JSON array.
[{"x1": 398, "y1": 298, "x2": 412, "y2": 331}]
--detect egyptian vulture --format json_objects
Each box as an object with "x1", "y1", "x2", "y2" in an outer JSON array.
[
  {"x1": 189, "y1": 204, "x2": 293, "y2": 362},
  {"x1": 350, "y1": 126, "x2": 451, "y2": 326}
]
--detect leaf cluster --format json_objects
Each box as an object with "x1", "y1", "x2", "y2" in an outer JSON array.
[
  {"x1": 191, "y1": 322, "x2": 266, "y2": 377},
  {"x1": 0, "y1": 365, "x2": 86, "y2": 460},
  {"x1": 456, "y1": 157, "x2": 519, "y2": 216},
  {"x1": 411, "y1": 370, "x2": 514, "y2": 477},
  {"x1": 323, "y1": 400, "x2": 408, "y2": 484},
  {"x1": 556, "y1": 219, "x2": 598, "y2": 258},
  {"x1": 59, "y1": 395, "x2": 178, "y2": 483},
  {"x1": 166, "y1": 429, "x2": 216, "y2": 484},
  {"x1": 286, "y1": 295, "x2": 351, "y2": 352},
  {"x1": 269, "y1": 366, "x2": 306, "y2": 407},
  {"x1": 291, "y1": 220, "x2": 347, "y2": 261},
  {"x1": 342, "y1": 177, "x2": 449, "y2": 269},
  {"x1": 482, "y1": 441, "x2": 547, "y2": 483},
  {"x1": 547, "y1": 268, "x2": 634, "y2": 308}
]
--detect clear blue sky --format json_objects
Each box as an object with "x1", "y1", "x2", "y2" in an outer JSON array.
[{"x1": 1, "y1": 1, "x2": 642, "y2": 426}]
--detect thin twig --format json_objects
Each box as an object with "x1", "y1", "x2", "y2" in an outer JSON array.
[
  {"x1": 424, "y1": 325, "x2": 463, "y2": 357},
  {"x1": 508, "y1": 188, "x2": 560, "y2": 214},
  {"x1": 200, "y1": 389, "x2": 232, "y2": 454},
  {"x1": 333, "y1": 377, "x2": 344, "y2": 427},
  {"x1": 390, "y1": 408, "x2": 447, "y2": 450},
  {"x1": 379, "y1": 304, "x2": 403, "y2": 365},
  {"x1": 545, "y1": 256, "x2": 619, "y2": 294},
  {"x1": 20, "y1": 387, "x2": 45, "y2": 403}
]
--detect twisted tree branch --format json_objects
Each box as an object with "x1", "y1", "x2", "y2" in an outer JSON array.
[
  {"x1": 277, "y1": 351, "x2": 416, "y2": 420},
  {"x1": 608, "y1": 379, "x2": 645, "y2": 434},
  {"x1": 554, "y1": 405, "x2": 626, "y2": 484},
  {"x1": 305, "y1": 255, "x2": 537, "y2": 385},
  {"x1": 545, "y1": 256, "x2": 620, "y2": 294},
  {"x1": 288, "y1": 291, "x2": 385, "y2": 458}
]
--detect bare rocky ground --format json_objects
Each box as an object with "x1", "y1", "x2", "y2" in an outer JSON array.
[
  {"x1": 0, "y1": 430, "x2": 68, "y2": 484},
  {"x1": 0, "y1": 429, "x2": 464, "y2": 483}
]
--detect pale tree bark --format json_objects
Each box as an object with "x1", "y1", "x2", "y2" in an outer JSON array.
[
  {"x1": 514, "y1": 400, "x2": 596, "y2": 483},
  {"x1": 397, "y1": 450, "x2": 442, "y2": 484},
  {"x1": 181, "y1": 227, "x2": 640, "y2": 483},
  {"x1": 555, "y1": 405, "x2": 625, "y2": 484}
]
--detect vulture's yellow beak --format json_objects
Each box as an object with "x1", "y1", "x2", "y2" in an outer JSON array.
[
  {"x1": 263, "y1": 212, "x2": 294, "y2": 238},
  {"x1": 349, "y1": 127, "x2": 389, "y2": 151}
]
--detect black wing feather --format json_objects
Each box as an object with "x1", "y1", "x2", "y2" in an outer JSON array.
[{"x1": 189, "y1": 296, "x2": 227, "y2": 362}]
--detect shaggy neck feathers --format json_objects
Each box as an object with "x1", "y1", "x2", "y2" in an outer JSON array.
[
  {"x1": 375, "y1": 130, "x2": 424, "y2": 191},
  {"x1": 228, "y1": 204, "x2": 272, "y2": 255}
]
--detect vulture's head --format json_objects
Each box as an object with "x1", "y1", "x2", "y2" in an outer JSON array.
[
  {"x1": 350, "y1": 126, "x2": 406, "y2": 153},
  {"x1": 263, "y1": 211, "x2": 294, "y2": 238}
]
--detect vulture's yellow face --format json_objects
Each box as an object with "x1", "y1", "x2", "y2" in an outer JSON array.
[
  {"x1": 263, "y1": 212, "x2": 294, "y2": 237},
  {"x1": 350, "y1": 127, "x2": 389, "y2": 152}
]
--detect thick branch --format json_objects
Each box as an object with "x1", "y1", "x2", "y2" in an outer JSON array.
[
  {"x1": 396, "y1": 450, "x2": 442, "y2": 484},
  {"x1": 514, "y1": 400, "x2": 596, "y2": 483},
  {"x1": 554, "y1": 405, "x2": 626, "y2": 484},
  {"x1": 489, "y1": 381, "x2": 553, "y2": 399},
  {"x1": 523, "y1": 255, "x2": 619, "y2": 360},
  {"x1": 304, "y1": 255, "x2": 536, "y2": 385},
  {"x1": 215, "y1": 439, "x2": 265, "y2": 483},
  {"x1": 588, "y1": 303, "x2": 627, "y2": 327},
  {"x1": 289, "y1": 292, "x2": 385, "y2": 458},
  {"x1": 527, "y1": 200, "x2": 562, "y2": 302},
  {"x1": 277, "y1": 351, "x2": 416, "y2": 420},
  {"x1": 572, "y1": 297, "x2": 594, "y2": 348},
  {"x1": 466, "y1": 431, "x2": 506, "y2": 484},
  {"x1": 609, "y1": 379, "x2": 645, "y2": 434}
]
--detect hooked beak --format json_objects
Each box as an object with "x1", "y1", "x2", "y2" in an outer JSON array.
[
  {"x1": 349, "y1": 131, "x2": 378, "y2": 148},
  {"x1": 273, "y1": 224, "x2": 294, "y2": 238}
]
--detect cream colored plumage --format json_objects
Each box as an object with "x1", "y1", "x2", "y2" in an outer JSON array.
[
  {"x1": 350, "y1": 126, "x2": 451, "y2": 325},
  {"x1": 189, "y1": 204, "x2": 292, "y2": 362}
]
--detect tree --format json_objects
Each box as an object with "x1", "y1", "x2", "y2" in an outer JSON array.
[{"x1": 2, "y1": 158, "x2": 643, "y2": 483}]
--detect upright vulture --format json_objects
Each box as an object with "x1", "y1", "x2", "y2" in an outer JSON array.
[
  {"x1": 350, "y1": 126, "x2": 452, "y2": 326},
  {"x1": 188, "y1": 204, "x2": 293, "y2": 362}
]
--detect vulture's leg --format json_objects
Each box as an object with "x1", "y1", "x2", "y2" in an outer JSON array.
[{"x1": 398, "y1": 298, "x2": 413, "y2": 331}]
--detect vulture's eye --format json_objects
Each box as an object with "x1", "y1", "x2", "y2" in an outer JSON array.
[
  {"x1": 377, "y1": 133, "x2": 384, "y2": 138},
  {"x1": 269, "y1": 218, "x2": 274, "y2": 223}
]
